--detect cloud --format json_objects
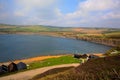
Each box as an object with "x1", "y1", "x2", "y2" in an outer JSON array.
[
  {"x1": 14, "y1": 11, "x2": 25, "y2": 17},
  {"x1": 79, "y1": 0, "x2": 120, "y2": 11},
  {"x1": 17, "y1": 0, "x2": 57, "y2": 8},
  {"x1": 0, "y1": 14, "x2": 8, "y2": 19},
  {"x1": 103, "y1": 12, "x2": 120, "y2": 19},
  {"x1": 14, "y1": 0, "x2": 58, "y2": 16},
  {"x1": 66, "y1": 0, "x2": 120, "y2": 19},
  {"x1": 0, "y1": 0, "x2": 58, "y2": 25},
  {"x1": 59, "y1": 0, "x2": 120, "y2": 27},
  {"x1": 13, "y1": 0, "x2": 60, "y2": 23},
  {"x1": 0, "y1": 0, "x2": 120, "y2": 28}
]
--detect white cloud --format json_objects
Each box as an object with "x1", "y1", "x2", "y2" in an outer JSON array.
[
  {"x1": 66, "y1": 0, "x2": 120, "y2": 19},
  {"x1": 58, "y1": 0, "x2": 120, "y2": 27},
  {"x1": 103, "y1": 12, "x2": 120, "y2": 19},
  {"x1": 17, "y1": 0, "x2": 57, "y2": 8},
  {"x1": 79, "y1": 0, "x2": 120, "y2": 11},
  {"x1": 14, "y1": 0, "x2": 59, "y2": 19},
  {"x1": 54, "y1": 8, "x2": 63, "y2": 17},
  {"x1": 0, "y1": 13, "x2": 8, "y2": 19},
  {"x1": 15, "y1": 0, "x2": 57, "y2": 13},
  {"x1": 14, "y1": 11, "x2": 25, "y2": 17},
  {"x1": 1, "y1": 0, "x2": 120, "y2": 27}
]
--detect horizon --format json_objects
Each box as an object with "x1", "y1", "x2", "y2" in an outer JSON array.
[
  {"x1": 0, "y1": 0, "x2": 120, "y2": 28},
  {"x1": 1, "y1": 23, "x2": 120, "y2": 29}
]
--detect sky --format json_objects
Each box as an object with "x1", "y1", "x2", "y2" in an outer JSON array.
[{"x1": 0, "y1": 0, "x2": 120, "y2": 28}]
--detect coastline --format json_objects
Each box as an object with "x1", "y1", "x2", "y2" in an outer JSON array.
[
  {"x1": 0, "y1": 33, "x2": 108, "y2": 65},
  {"x1": 0, "y1": 32, "x2": 117, "y2": 47},
  {"x1": 0, "y1": 53, "x2": 104, "y2": 66},
  {"x1": 0, "y1": 54, "x2": 67, "y2": 65}
]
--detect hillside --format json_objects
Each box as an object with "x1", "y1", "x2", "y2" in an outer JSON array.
[
  {"x1": 0, "y1": 24, "x2": 120, "y2": 46},
  {"x1": 0, "y1": 24, "x2": 73, "y2": 32},
  {"x1": 35, "y1": 55, "x2": 120, "y2": 80},
  {"x1": 0, "y1": 24, "x2": 120, "y2": 33}
]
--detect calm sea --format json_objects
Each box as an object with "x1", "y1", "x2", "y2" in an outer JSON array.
[{"x1": 0, "y1": 34, "x2": 111, "y2": 62}]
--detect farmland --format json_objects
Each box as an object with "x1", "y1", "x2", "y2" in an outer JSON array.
[{"x1": 0, "y1": 24, "x2": 120, "y2": 46}]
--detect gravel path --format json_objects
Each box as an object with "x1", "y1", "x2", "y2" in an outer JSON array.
[{"x1": 0, "y1": 63, "x2": 79, "y2": 80}]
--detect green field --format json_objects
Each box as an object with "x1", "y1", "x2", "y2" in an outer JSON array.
[
  {"x1": 0, "y1": 24, "x2": 120, "y2": 33},
  {"x1": 0, "y1": 24, "x2": 120, "y2": 47},
  {"x1": 28, "y1": 55, "x2": 81, "y2": 69},
  {"x1": 0, "y1": 24, "x2": 120, "y2": 40},
  {"x1": 0, "y1": 24, "x2": 73, "y2": 32},
  {"x1": 0, "y1": 55, "x2": 81, "y2": 77}
]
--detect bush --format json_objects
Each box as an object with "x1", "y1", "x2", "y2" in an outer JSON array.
[
  {"x1": 38, "y1": 55, "x2": 120, "y2": 80},
  {"x1": 105, "y1": 46, "x2": 120, "y2": 56}
]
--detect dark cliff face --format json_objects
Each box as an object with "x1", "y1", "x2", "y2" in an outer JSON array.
[{"x1": 76, "y1": 36, "x2": 120, "y2": 47}]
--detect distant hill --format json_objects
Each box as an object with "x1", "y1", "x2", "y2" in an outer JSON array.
[
  {"x1": 0, "y1": 24, "x2": 120, "y2": 33},
  {"x1": 0, "y1": 24, "x2": 73, "y2": 32}
]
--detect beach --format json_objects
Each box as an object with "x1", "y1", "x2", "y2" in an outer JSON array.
[
  {"x1": 0, "y1": 53, "x2": 104, "y2": 80},
  {"x1": 0, "y1": 55, "x2": 63, "y2": 66},
  {"x1": 0, "y1": 53, "x2": 104, "y2": 66}
]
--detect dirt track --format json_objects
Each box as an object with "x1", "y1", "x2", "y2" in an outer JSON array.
[{"x1": 0, "y1": 63, "x2": 79, "y2": 80}]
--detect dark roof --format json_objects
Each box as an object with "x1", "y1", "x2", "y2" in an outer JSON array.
[
  {"x1": 17, "y1": 62, "x2": 27, "y2": 70},
  {"x1": 89, "y1": 54, "x2": 99, "y2": 58},
  {"x1": 8, "y1": 62, "x2": 18, "y2": 72},
  {"x1": 0, "y1": 65, "x2": 8, "y2": 74}
]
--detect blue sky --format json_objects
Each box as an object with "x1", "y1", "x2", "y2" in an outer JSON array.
[
  {"x1": 0, "y1": 0, "x2": 120, "y2": 28},
  {"x1": 58, "y1": 0, "x2": 80, "y2": 14}
]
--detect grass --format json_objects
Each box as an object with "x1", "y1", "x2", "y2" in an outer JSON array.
[
  {"x1": 105, "y1": 46, "x2": 120, "y2": 56},
  {"x1": 0, "y1": 25, "x2": 72, "y2": 32},
  {"x1": 28, "y1": 55, "x2": 81, "y2": 69},
  {"x1": 0, "y1": 55, "x2": 80, "y2": 77},
  {"x1": 104, "y1": 32, "x2": 120, "y2": 39},
  {"x1": 37, "y1": 55, "x2": 120, "y2": 80},
  {"x1": 0, "y1": 24, "x2": 120, "y2": 46}
]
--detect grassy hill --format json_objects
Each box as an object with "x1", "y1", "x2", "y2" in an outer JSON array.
[
  {"x1": 0, "y1": 24, "x2": 73, "y2": 32},
  {"x1": 0, "y1": 24, "x2": 120, "y2": 33},
  {"x1": 0, "y1": 24, "x2": 120, "y2": 39},
  {"x1": 34, "y1": 55, "x2": 120, "y2": 80},
  {"x1": 0, "y1": 24, "x2": 120, "y2": 46}
]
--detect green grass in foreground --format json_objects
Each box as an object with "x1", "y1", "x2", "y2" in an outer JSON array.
[
  {"x1": 28, "y1": 55, "x2": 81, "y2": 69},
  {"x1": 0, "y1": 55, "x2": 80, "y2": 77}
]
